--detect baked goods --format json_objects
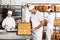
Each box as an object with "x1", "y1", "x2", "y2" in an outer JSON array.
[
  {"x1": 56, "y1": 33, "x2": 60, "y2": 39},
  {"x1": 54, "y1": 19, "x2": 60, "y2": 26},
  {"x1": 17, "y1": 22, "x2": 31, "y2": 35}
]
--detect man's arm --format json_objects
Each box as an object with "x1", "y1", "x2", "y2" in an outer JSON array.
[
  {"x1": 35, "y1": 20, "x2": 45, "y2": 30},
  {"x1": 31, "y1": 20, "x2": 44, "y2": 31},
  {"x1": 31, "y1": 12, "x2": 44, "y2": 31}
]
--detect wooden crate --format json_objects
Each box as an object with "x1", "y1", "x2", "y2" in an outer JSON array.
[
  {"x1": 42, "y1": 32, "x2": 56, "y2": 39},
  {"x1": 49, "y1": 6, "x2": 54, "y2": 11},
  {"x1": 43, "y1": 6, "x2": 54, "y2": 12},
  {"x1": 43, "y1": 6, "x2": 48, "y2": 12},
  {"x1": 54, "y1": 19, "x2": 60, "y2": 26},
  {"x1": 51, "y1": 32, "x2": 56, "y2": 39},
  {"x1": 17, "y1": 22, "x2": 31, "y2": 35},
  {"x1": 51, "y1": 34, "x2": 55, "y2": 39},
  {"x1": 35, "y1": 6, "x2": 55, "y2": 12},
  {"x1": 56, "y1": 33, "x2": 60, "y2": 40},
  {"x1": 55, "y1": 6, "x2": 60, "y2": 12},
  {"x1": 35, "y1": 6, "x2": 43, "y2": 12}
]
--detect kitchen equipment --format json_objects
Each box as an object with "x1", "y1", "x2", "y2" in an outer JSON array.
[
  {"x1": 0, "y1": 30, "x2": 6, "y2": 34},
  {"x1": 7, "y1": 29, "x2": 17, "y2": 32}
]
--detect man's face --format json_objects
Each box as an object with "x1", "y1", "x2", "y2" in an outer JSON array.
[
  {"x1": 7, "y1": 14, "x2": 12, "y2": 17},
  {"x1": 22, "y1": 5, "x2": 26, "y2": 9},
  {"x1": 30, "y1": 9, "x2": 36, "y2": 14}
]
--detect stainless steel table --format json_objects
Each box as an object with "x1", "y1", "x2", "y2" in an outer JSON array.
[{"x1": 0, "y1": 32, "x2": 31, "y2": 39}]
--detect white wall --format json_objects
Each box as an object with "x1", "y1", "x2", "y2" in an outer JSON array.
[
  {"x1": 21, "y1": 0, "x2": 60, "y2": 3},
  {"x1": 10, "y1": 0, "x2": 21, "y2": 5},
  {"x1": 2, "y1": 0, "x2": 10, "y2": 5},
  {"x1": 1, "y1": 0, "x2": 22, "y2": 5},
  {"x1": 1, "y1": 0, "x2": 60, "y2": 5}
]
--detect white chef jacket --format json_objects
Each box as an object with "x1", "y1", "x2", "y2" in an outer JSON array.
[
  {"x1": 44, "y1": 12, "x2": 55, "y2": 40},
  {"x1": 31, "y1": 11, "x2": 44, "y2": 28},
  {"x1": 31, "y1": 11, "x2": 44, "y2": 40},
  {"x1": 2, "y1": 17, "x2": 16, "y2": 30},
  {"x1": 22, "y1": 8, "x2": 31, "y2": 22},
  {"x1": 44, "y1": 12, "x2": 55, "y2": 29}
]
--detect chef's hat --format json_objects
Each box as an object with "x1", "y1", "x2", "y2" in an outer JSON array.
[
  {"x1": 21, "y1": 2, "x2": 27, "y2": 6},
  {"x1": 8, "y1": 11, "x2": 12, "y2": 14},
  {"x1": 29, "y1": 5, "x2": 35, "y2": 10}
]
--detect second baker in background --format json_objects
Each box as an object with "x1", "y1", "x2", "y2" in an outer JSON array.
[
  {"x1": 45, "y1": 6, "x2": 55, "y2": 40},
  {"x1": 21, "y1": 2, "x2": 31, "y2": 22},
  {"x1": 2, "y1": 11, "x2": 16, "y2": 31}
]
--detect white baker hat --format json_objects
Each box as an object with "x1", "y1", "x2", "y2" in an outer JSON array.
[
  {"x1": 29, "y1": 5, "x2": 35, "y2": 10},
  {"x1": 8, "y1": 11, "x2": 12, "y2": 14}
]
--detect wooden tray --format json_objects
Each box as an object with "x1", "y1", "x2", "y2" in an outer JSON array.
[{"x1": 17, "y1": 22, "x2": 31, "y2": 35}]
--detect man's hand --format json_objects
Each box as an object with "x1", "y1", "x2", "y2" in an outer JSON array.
[{"x1": 31, "y1": 28, "x2": 36, "y2": 31}]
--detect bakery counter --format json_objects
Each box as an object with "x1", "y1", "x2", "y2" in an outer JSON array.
[{"x1": 0, "y1": 30, "x2": 31, "y2": 39}]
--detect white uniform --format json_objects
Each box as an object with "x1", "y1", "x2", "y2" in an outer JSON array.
[
  {"x1": 44, "y1": 12, "x2": 55, "y2": 40},
  {"x1": 31, "y1": 11, "x2": 44, "y2": 40},
  {"x1": 22, "y1": 8, "x2": 31, "y2": 22},
  {"x1": 2, "y1": 17, "x2": 16, "y2": 30}
]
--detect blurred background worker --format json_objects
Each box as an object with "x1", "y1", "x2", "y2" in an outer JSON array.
[
  {"x1": 0, "y1": 14, "x2": 3, "y2": 29},
  {"x1": 29, "y1": 5, "x2": 44, "y2": 40},
  {"x1": 0, "y1": 14, "x2": 3, "y2": 25},
  {"x1": 21, "y1": 2, "x2": 31, "y2": 22},
  {"x1": 45, "y1": 7, "x2": 55, "y2": 40},
  {"x1": 2, "y1": 11, "x2": 16, "y2": 31}
]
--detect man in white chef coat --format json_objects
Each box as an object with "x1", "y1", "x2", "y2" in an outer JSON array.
[
  {"x1": 45, "y1": 7, "x2": 55, "y2": 40},
  {"x1": 2, "y1": 11, "x2": 16, "y2": 31},
  {"x1": 21, "y1": 2, "x2": 31, "y2": 22},
  {"x1": 29, "y1": 5, "x2": 44, "y2": 40}
]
